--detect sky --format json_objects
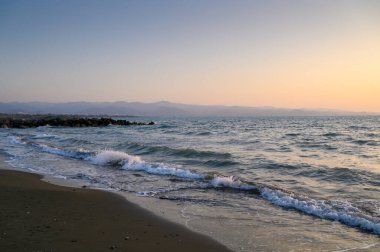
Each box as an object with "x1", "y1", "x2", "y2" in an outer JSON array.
[{"x1": 0, "y1": 0, "x2": 379, "y2": 112}]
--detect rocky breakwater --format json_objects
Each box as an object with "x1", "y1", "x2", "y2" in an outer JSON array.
[{"x1": 0, "y1": 114, "x2": 155, "y2": 128}]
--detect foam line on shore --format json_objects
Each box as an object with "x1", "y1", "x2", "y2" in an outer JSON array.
[{"x1": 6, "y1": 135, "x2": 380, "y2": 236}]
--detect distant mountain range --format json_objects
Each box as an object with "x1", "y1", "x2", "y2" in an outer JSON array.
[{"x1": 0, "y1": 101, "x2": 377, "y2": 117}]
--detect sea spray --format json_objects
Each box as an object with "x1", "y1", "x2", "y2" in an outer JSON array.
[{"x1": 90, "y1": 150, "x2": 204, "y2": 180}]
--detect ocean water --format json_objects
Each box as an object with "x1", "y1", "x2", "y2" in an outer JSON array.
[{"x1": 1, "y1": 116, "x2": 380, "y2": 251}]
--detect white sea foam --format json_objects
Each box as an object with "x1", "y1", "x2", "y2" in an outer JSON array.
[
  {"x1": 53, "y1": 175, "x2": 67, "y2": 180},
  {"x1": 260, "y1": 188, "x2": 380, "y2": 234},
  {"x1": 210, "y1": 175, "x2": 256, "y2": 190},
  {"x1": 122, "y1": 162, "x2": 203, "y2": 179},
  {"x1": 90, "y1": 150, "x2": 204, "y2": 180},
  {"x1": 10, "y1": 135, "x2": 380, "y2": 235},
  {"x1": 208, "y1": 174, "x2": 380, "y2": 235},
  {"x1": 88, "y1": 150, "x2": 142, "y2": 166}
]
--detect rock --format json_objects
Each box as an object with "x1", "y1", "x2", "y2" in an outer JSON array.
[{"x1": 0, "y1": 114, "x2": 155, "y2": 128}]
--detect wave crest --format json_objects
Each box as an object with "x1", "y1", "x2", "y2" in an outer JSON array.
[
  {"x1": 12, "y1": 140, "x2": 380, "y2": 236},
  {"x1": 41, "y1": 144, "x2": 91, "y2": 159},
  {"x1": 261, "y1": 188, "x2": 380, "y2": 234},
  {"x1": 89, "y1": 150, "x2": 142, "y2": 166},
  {"x1": 210, "y1": 175, "x2": 256, "y2": 190},
  {"x1": 89, "y1": 150, "x2": 203, "y2": 180}
]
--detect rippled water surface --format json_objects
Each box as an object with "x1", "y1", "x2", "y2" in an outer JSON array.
[{"x1": 1, "y1": 116, "x2": 380, "y2": 251}]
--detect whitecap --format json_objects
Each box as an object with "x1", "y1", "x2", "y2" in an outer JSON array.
[
  {"x1": 89, "y1": 150, "x2": 204, "y2": 180},
  {"x1": 210, "y1": 175, "x2": 255, "y2": 190},
  {"x1": 260, "y1": 188, "x2": 380, "y2": 234}
]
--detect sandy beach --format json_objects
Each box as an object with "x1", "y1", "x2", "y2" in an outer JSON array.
[{"x1": 0, "y1": 166, "x2": 230, "y2": 251}]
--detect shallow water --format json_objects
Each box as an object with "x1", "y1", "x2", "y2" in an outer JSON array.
[{"x1": 1, "y1": 116, "x2": 380, "y2": 251}]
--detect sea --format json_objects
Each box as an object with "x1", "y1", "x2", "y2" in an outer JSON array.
[{"x1": 1, "y1": 116, "x2": 380, "y2": 251}]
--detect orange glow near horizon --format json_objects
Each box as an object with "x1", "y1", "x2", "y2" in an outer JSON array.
[
  {"x1": 1, "y1": 1, "x2": 379, "y2": 113},
  {"x1": 164, "y1": 31, "x2": 380, "y2": 112}
]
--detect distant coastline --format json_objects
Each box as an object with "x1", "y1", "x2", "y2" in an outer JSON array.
[{"x1": 0, "y1": 101, "x2": 378, "y2": 117}]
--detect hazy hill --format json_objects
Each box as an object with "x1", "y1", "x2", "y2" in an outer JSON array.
[{"x1": 0, "y1": 101, "x2": 375, "y2": 117}]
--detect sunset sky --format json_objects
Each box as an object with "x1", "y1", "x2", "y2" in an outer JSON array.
[{"x1": 1, "y1": 0, "x2": 379, "y2": 112}]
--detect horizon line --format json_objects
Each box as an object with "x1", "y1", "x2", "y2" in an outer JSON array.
[{"x1": 1, "y1": 100, "x2": 379, "y2": 114}]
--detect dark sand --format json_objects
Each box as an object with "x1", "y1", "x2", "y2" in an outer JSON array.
[{"x1": 0, "y1": 168, "x2": 230, "y2": 252}]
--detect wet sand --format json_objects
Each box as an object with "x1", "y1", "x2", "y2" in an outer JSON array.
[{"x1": 0, "y1": 168, "x2": 230, "y2": 251}]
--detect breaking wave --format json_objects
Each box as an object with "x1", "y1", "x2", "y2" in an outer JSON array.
[
  {"x1": 261, "y1": 188, "x2": 380, "y2": 234},
  {"x1": 88, "y1": 150, "x2": 204, "y2": 180},
  {"x1": 208, "y1": 175, "x2": 380, "y2": 235},
  {"x1": 5, "y1": 136, "x2": 380, "y2": 236},
  {"x1": 210, "y1": 175, "x2": 256, "y2": 191}
]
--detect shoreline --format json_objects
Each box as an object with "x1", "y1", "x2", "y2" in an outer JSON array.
[
  {"x1": 2, "y1": 116, "x2": 380, "y2": 251},
  {"x1": 0, "y1": 165, "x2": 230, "y2": 251},
  {"x1": 2, "y1": 149, "x2": 380, "y2": 251}
]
